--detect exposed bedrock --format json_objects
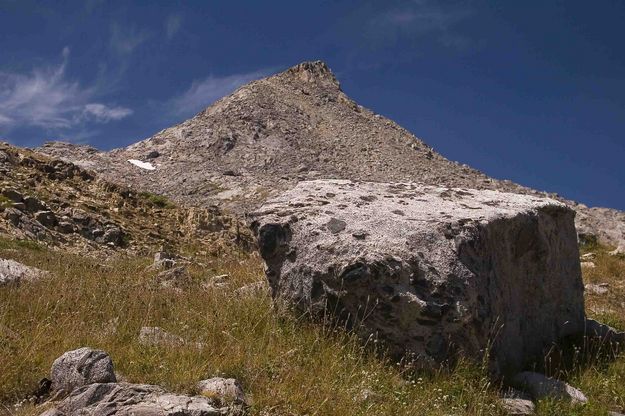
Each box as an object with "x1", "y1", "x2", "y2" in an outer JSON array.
[{"x1": 250, "y1": 180, "x2": 586, "y2": 376}]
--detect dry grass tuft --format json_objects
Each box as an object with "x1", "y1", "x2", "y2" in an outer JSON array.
[{"x1": 0, "y1": 238, "x2": 624, "y2": 415}]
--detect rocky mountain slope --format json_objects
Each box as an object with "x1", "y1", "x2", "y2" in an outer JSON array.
[
  {"x1": 0, "y1": 142, "x2": 251, "y2": 257},
  {"x1": 38, "y1": 61, "x2": 624, "y2": 248}
]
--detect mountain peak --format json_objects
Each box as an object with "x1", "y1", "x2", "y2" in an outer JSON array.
[{"x1": 285, "y1": 60, "x2": 340, "y2": 89}]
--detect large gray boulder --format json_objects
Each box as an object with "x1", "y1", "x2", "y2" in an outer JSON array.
[
  {"x1": 39, "y1": 382, "x2": 227, "y2": 415},
  {"x1": 250, "y1": 180, "x2": 586, "y2": 375},
  {"x1": 50, "y1": 347, "x2": 116, "y2": 395}
]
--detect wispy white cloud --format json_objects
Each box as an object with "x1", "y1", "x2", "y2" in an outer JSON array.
[
  {"x1": 370, "y1": 0, "x2": 471, "y2": 48},
  {"x1": 83, "y1": 103, "x2": 133, "y2": 122},
  {"x1": 165, "y1": 14, "x2": 183, "y2": 40},
  {"x1": 0, "y1": 48, "x2": 132, "y2": 135},
  {"x1": 110, "y1": 23, "x2": 151, "y2": 55},
  {"x1": 170, "y1": 69, "x2": 269, "y2": 117}
]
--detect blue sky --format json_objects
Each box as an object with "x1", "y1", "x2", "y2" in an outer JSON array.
[{"x1": 0, "y1": 1, "x2": 624, "y2": 210}]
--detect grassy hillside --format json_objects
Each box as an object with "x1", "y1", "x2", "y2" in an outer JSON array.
[{"x1": 0, "y1": 237, "x2": 623, "y2": 415}]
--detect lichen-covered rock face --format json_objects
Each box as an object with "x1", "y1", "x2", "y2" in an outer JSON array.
[{"x1": 250, "y1": 180, "x2": 586, "y2": 376}]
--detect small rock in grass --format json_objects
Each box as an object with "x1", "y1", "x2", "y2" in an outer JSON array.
[
  {"x1": 609, "y1": 246, "x2": 625, "y2": 256},
  {"x1": 156, "y1": 266, "x2": 193, "y2": 288},
  {"x1": 139, "y1": 326, "x2": 186, "y2": 347},
  {"x1": 233, "y1": 281, "x2": 270, "y2": 297},
  {"x1": 197, "y1": 377, "x2": 247, "y2": 405},
  {"x1": 500, "y1": 398, "x2": 535, "y2": 415},
  {"x1": 580, "y1": 261, "x2": 596, "y2": 269},
  {"x1": 580, "y1": 253, "x2": 596, "y2": 261},
  {"x1": 584, "y1": 283, "x2": 609, "y2": 295},
  {"x1": 584, "y1": 319, "x2": 625, "y2": 344}
]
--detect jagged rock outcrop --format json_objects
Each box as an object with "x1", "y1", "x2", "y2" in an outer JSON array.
[
  {"x1": 0, "y1": 142, "x2": 252, "y2": 256},
  {"x1": 38, "y1": 61, "x2": 624, "y2": 249},
  {"x1": 250, "y1": 180, "x2": 586, "y2": 375}
]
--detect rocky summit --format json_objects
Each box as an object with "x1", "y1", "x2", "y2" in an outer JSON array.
[
  {"x1": 250, "y1": 180, "x2": 585, "y2": 375},
  {"x1": 37, "y1": 61, "x2": 624, "y2": 249}
]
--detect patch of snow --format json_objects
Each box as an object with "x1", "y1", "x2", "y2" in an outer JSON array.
[{"x1": 128, "y1": 159, "x2": 156, "y2": 170}]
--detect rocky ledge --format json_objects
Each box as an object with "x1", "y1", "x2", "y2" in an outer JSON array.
[{"x1": 250, "y1": 180, "x2": 586, "y2": 376}]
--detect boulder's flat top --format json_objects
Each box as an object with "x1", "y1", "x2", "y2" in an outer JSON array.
[{"x1": 253, "y1": 179, "x2": 567, "y2": 241}]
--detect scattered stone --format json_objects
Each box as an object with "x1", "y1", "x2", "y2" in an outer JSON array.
[
  {"x1": 326, "y1": 217, "x2": 347, "y2": 234},
  {"x1": 145, "y1": 150, "x2": 160, "y2": 159},
  {"x1": 580, "y1": 253, "x2": 596, "y2": 261},
  {"x1": 138, "y1": 326, "x2": 186, "y2": 347},
  {"x1": 584, "y1": 318, "x2": 625, "y2": 344},
  {"x1": 500, "y1": 389, "x2": 535, "y2": 415},
  {"x1": 580, "y1": 261, "x2": 596, "y2": 269},
  {"x1": 353, "y1": 388, "x2": 382, "y2": 403},
  {"x1": 152, "y1": 251, "x2": 177, "y2": 269},
  {"x1": 3, "y1": 207, "x2": 22, "y2": 225},
  {"x1": 512, "y1": 371, "x2": 587, "y2": 404},
  {"x1": 50, "y1": 347, "x2": 116, "y2": 396},
  {"x1": 585, "y1": 283, "x2": 609, "y2": 295},
  {"x1": 500, "y1": 398, "x2": 535, "y2": 415},
  {"x1": 202, "y1": 274, "x2": 230, "y2": 290},
  {"x1": 2, "y1": 188, "x2": 23, "y2": 202},
  {"x1": 609, "y1": 246, "x2": 625, "y2": 256},
  {"x1": 24, "y1": 196, "x2": 46, "y2": 212},
  {"x1": 0, "y1": 258, "x2": 47, "y2": 285},
  {"x1": 34, "y1": 211, "x2": 57, "y2": 228},
  {"x1": 197, "y1": 377, "x2": 247, "y2": 405},
  {"x1": 56, "y1": 222, "x2": 75, "y2": 234},
  {"x1": 577, "y1": 233, "x2": 598, "y2": 247},
  {"x1": 40, "y1": 382, "x2": 227, "y2": 416},
  {"x1": 98, "y1": 225, "x2": 124, "y2": 246},
  {"x1": 156, "y1": 266, "x2": 193, "y2": 288},
  {"x1": 250, "y1": 180, "x2": 585, "y2": 375}
]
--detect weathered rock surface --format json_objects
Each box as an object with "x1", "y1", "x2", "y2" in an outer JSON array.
[
  {"x1": 50, "y1": 347, "x2": 116, "y2": 395},
  {"x1": 40, "y1": 382, "x2": 227, "y2": 416},
  {"x1": 511, "y1": 371, "x2": 588, "y2": 404},
  {"x1": 0, "y1": 258, "x2": 47, "y2": 286},
  {"x1": 250, "y1": 180, "x2": 585, "y2": 375}
]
